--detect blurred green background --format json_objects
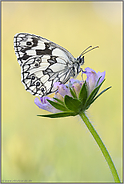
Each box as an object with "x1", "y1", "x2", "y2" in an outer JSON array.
[{"x1": 1, "y1": 1, "x2": 122, "y2": 183}]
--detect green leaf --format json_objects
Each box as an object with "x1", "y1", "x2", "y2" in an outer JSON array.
[
  {"x1": 64, "y1": 95, "x2": 81, "y2": 113},
  {"x1": 53, "y1": 97, "x2": 64, "y2": 105},
  {"x1": 47, "y1": 99, "x2": 68, "y2": 111},
  {"x1": 89, "y1": 86, "x2": 112, "y2": 105},
  {"x1": 85, "y1": 79, "x2": 105, "y2": 108},
  {"x1": 69, "y1": 87, "x2": 77, "y2": 99},
  {"x1": 37, "y1": 111, "x2": 77, "y2": 118},
  {"x1": 79, "y1": 81, "x2": 88, "y2": 105}
]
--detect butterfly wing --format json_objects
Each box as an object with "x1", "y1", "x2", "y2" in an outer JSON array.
[{"x1": 14, "y1": 33, "x2": 75, "y2": 97}]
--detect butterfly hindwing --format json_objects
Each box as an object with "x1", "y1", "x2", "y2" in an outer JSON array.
[{"x1": 21, "y1": 55, "x2": 72, "y2": 96}]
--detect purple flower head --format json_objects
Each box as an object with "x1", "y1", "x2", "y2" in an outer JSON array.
[
  {"x1": 35, "y1": 79, "x2": 85, "y2": 113},
  {"x1": 35, "y1": 67, "x2": 110, "y2": 116},
  {"x1": 34, "y1": 96, "x2": 60, "y2": 113},
  {"x1": 85, "y1": 67, "x2": 105, "y2": 96}
]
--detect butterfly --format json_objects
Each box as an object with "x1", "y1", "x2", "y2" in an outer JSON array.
[{"x1": 14, "y1": 33, "x2": 98, "y2": 97}]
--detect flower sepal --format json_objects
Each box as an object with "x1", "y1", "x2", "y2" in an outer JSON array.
[
  {"x1": 84, "y1": 79, "x2": 111, "y2": 110},
  {"x1": 69, "y1": 87, "x2": 78, "y2": 99},
  {"x1": 85, "y1": 86, "x2": 112, "y2": 109},
  {"x1": 84, "y1": 78, "x2": 105, "y2": 109},
  {"x1": 79, "y1": 81, "x2": 88, "y2": 105},
  {"x1": 64, "y1": 95, "x2": 81, "y2": 113},
  {"x1": 37, "y1": 111, "x2": 77, "y2": 118},
  {"x1": 47, "y1": 99, "x2": 68, "y2": 111}
]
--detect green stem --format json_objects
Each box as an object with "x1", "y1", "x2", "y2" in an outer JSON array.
[{"x1": 79, "y1": 112, "x2": 120, "y2": 182}]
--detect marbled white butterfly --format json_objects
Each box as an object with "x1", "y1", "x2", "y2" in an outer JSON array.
[{"x1": 14, "y1": 33, "x2": 98, "y2": 97}]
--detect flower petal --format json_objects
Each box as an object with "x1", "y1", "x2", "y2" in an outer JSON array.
[
  {"x1": 97, "y1": 71, "x2": 106, "y2": 86},
  {"x1": 54, "y1": 82, "x2": 71, "y2": 97},
  {"x1": 85, "y1": 67, "x2": 98, "y2": 95},
  {"x1": 85, "y1": 67, "x2": 105, "y2": 96},
  {"x1": 34, "y1": 97, "x2": 60, "y2": 113},
  {"x1": 72, "y1": 82, "x2": 83, "y2": 96}
]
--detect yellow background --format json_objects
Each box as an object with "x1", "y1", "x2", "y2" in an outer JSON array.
[{"x1": 1, "y1": 1, "x2": 122, "y2": 182}]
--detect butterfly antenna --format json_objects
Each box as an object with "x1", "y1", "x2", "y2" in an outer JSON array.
[
  {"x1": 78, "y1": 46, "x2": 99, "y2": 59},
  {"x1": 79, "y1": 45, "x2": 92, "y2": 56}
]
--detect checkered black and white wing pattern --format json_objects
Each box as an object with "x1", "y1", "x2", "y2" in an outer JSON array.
[{"x1": 14, "y1": 33, "x2": 76, "y2": 97}]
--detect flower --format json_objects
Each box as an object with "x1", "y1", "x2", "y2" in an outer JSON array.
[{"x1": 35, "y1": 67, "x2": 111, "y2": 118}]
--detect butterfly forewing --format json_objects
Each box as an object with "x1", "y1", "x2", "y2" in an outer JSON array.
[{"x1": 14, "y1": 33, "x2": 77, "y2": 97}]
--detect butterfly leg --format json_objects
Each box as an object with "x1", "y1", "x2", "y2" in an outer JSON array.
[{"x1": 80, "y1": 68, "x2": 86, "y2": 80}]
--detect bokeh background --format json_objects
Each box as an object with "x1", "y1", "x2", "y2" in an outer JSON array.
[{"x1": 1, "y1": 1, "x2": 122, "y2": 183}]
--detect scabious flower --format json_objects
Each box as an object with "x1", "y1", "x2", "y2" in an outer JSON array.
[{"x1": 35, "y1": 67, "x2": 111, "y2": 118}]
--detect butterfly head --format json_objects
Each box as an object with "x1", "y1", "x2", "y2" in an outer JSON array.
[
  {"x1": 77, "y1": 55, "x2": 84, "y2": 66},
  {"x1": 77, "y1": 45, "x2": 99, "y2": 65},
  {"x1": 74, "y1": 46, "x2": 99, "y2": 77}
]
